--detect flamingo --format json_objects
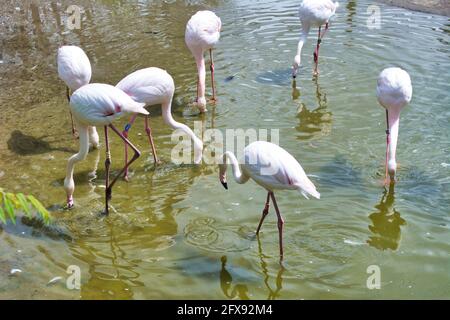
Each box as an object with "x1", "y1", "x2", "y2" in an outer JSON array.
[
  {"x1": 57, "y1": 45, "x2": 99, "y2": 147},
  {"x1": 64, "y1": 83, "x2": 148, "y2": 214},
  {"x1": 376, "y1": 67, "x2": 412, "y2": 184},
  {"x1": 292, "y1": 0, "x2": 339, "y2": 77},
  {"x1": 219, "y1": 141, "x2": 320, "y2": 257},
  {"x1": 185, "y1": 10, "x2": 221, "y2": 112},
  {"x1": 116, "y1": 67, "x2": 203, "y2": 180}
]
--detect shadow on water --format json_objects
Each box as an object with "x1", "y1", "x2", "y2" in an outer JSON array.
[
  {"x1": 7, "y1": 130, "x2": 76, "y2": 155},
  {"x1": 220, "y1": 238, "x2": 285, "y2": 300},
  {"x1": 0, "y1": 216, "x2": 72, "y2": 242},
  {"x1": 294, "y1": 78, "x2": 333, "y2": 141},
  {"x1": 255, "y1": 68, "x2": 293, "y2": 87},
  {"x1": 367, "y1": 183, "x2": 406, "y2": 251}
]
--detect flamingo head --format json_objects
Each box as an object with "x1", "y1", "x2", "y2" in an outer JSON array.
[
  {"x1": 292, "y1": 55, "x2": 301, "y2": 78},
  {"x1": 218, "y1": 163, "x2": 228, "y2": 190},
  {"x1": 196, "y1": 97, "x2": 207, "y2": 113},
  {"x1": 388, "y1": 159, "x2": 397, "y2": 180}
]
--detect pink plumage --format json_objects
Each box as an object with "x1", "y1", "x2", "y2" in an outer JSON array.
[
  {"x1": 185, "y1": 10, "x2": 221, "y2": 112},
  {"x1": 218, "y1": 141, "x2": 319, "y2": 257},
  {"x1": 57, "y1": 45, "x2": 92, "y2": 91}
]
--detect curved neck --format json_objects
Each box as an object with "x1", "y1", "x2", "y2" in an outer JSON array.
[
  {"x1": 296, "y1": 28, "x2": 309, "y2": 57},
  {"x1": 195, "y1": 54, "x2": 206, "y2": 101},
  {"x1": 220, "y1": 152, "x2": 248, "y2": 184},
  {"x1": 161, "y1": 98, "x2": 203, "y2": 163},
  {"x1": 387, "y1": 108, "x2": 401, "y2": 173},
  {"x1": 64, "y1": 124, "x2": 90, "y2": 204}
]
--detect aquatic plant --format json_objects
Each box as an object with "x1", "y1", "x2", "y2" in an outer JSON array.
[{"x1": 0, "y1": 188, "x2": 50, "y2": 224}]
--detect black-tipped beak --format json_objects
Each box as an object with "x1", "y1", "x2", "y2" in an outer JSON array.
[{"x1": 221, "y1": 182, "x2": 228, "y2": 190}]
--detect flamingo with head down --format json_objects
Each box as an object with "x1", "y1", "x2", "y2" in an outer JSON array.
[
  {"x1": 64, "y1": 83, "x2": 148, "y2": 214},
  {"x1": 376, "y1": 67, "x2": 412, "y2": 185},
  {"x1": 185, "y1": 10, "x2": 221, "y2": 112},
  {"x1": 57, "y1": 45, "x2": 99, "y2": 147},
  {"x1": 292, "y1": 0, "x2": 339, "y2": 77},
  {"x1": 219, "y1": 141, "x2": 320, "y2": 258},
  {"x1": 116, "y1": 67, "x2": 203, "y2": 180}
]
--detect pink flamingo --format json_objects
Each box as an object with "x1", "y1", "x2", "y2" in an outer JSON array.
[
  {"x1": 376, "y1": 67, "x2": 412, "y2": 185},
  {"x1": 116, "y1": 67, "x2": 203, "y2": 180},
  {"x1": 64, "y1": 83, "x2": 148, "y2": 214},
  {"x1": 185, "y1": 10, "x2": 221, "y2": 112},
  {"x1": 292, "y1": 0, "x2": 339, "y2": 77},
  {"x1": 219, "y1": 141, "x2": 320, "y2": 257},
  {"x1": 57, "y1": 45, "x2": 99, "y2": 147}
]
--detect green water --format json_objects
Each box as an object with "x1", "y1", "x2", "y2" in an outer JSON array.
[{"x1": 0, "y1": 0, "x2": 449, "y2": 299}]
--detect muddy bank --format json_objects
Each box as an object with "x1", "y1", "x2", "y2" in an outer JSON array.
[{"x1": 377, "y1": 0, "x2": 450, "y2": 16}]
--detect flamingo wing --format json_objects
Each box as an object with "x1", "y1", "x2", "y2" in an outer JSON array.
[
  {"x1": 242, "y1": 141, "x2": 320, "y2": 199},
  {"x1": 70, "y1": 83, "x2": 147, "y2": 126}
]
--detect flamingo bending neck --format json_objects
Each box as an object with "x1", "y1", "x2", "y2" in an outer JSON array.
[{"x1": 161, "y1": 98, "x2": 203, "y2": 164}]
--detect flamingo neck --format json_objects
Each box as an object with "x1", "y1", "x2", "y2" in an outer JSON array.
[
  {"x1": 220, "y1": 152, "x2": 247, "y2": 184},
  {"x1": 195, "y1": 53, "x2": 206, "y2": 102},
  {"x1": 387, "y1": 108, "x2": 401, "y2": 177},
  {"x1": 296, "y1": 29, "x2": 309, "y2": 57},
  {"x1": 64, "y1": 124, "x2": 90, "y2": 207},
  {"x1": 161, "y1": 99, "x2": 203, "y2": 164},
  {"x1": 293, "y1": 27, "x2": 309, "y2": 76}
]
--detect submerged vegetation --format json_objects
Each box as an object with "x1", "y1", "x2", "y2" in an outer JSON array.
[{"x1": 0, "y1": 188, "x2": 50, "y2": 224}]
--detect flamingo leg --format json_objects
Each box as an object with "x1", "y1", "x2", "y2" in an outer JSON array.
[
  {"x1": 122, "y1": 114, "x2": 139, "y2": 181},
  {"x1": 144, "y1": 116, "x2": 160, "y2": 164},
  {"x1": 66, "y1": 86, "x2": 78, "y2": 139},
  {"x1": 104, "y1": 126, "x2": 112, "y2": 215},
  {"x1": 384, "y1": 109, "x2": 390, "y2": 186},
  {"x1": 270, "y1": 193, "x2": 285, "y2": 258},
  {"x1": 313, "y1": 27, "x2": 321, "y2": 75},
  {"x1": 256, "y1": 192, "x2": 271, "y2": 235},
  {"x1": 313, "y1": 23, "x2": 329, "y2": 75},
  {"x1": 104, "y1": 124, "x2": 141, "y2": 215},
  {"x1": 209, "y1": 49, "x2": 217, "y2": 102}
]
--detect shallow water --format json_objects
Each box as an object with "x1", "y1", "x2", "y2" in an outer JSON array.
[{"x1": 0, "y1": 0, "x2": 449, "y2": 299}]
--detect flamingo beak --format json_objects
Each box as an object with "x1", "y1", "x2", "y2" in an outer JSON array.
[{"x1": 221, "y1": 181, "x2": 228, "y2": 190}]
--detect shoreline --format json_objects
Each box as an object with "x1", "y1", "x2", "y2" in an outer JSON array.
[{"x1": 377, "y1": 0, "x2": 450, "y2": 17}]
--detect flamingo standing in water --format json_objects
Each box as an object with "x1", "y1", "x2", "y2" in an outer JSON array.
[
  {"x1": 185, "y1": 10, "x2": 221, "y2": 112},
  {"x1": 116, "y1": 67, "x2": 203, "y2": 180},
  {"x1": 376, "y1": 67, "x2": 412, "y2": 184},
  {"x1": 64, "y1": 83, "x2": 148, "y2": 214},
  {"x1": 219, "y1": 141, "x2": 320, "y2": 257},
  {"x1": 292, "y1": 0, "x2": 339, "y2": 77},
  {"x1": 57, "y1": 45, "x2": 99, "y2": 147}
]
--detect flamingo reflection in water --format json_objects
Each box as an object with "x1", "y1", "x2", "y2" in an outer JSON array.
[{"x1": 367, "y1": 184, "x2": 406, "y2": 251}]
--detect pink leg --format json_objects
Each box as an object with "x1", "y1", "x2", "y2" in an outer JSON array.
[
  {"x1": 104, "y1": 124, "x2": 141, "y2": 215},
  {"x1": 313, "y1": 23, "x2": 329, "y2": 76},
  {"x1": 256, "y1": 192, "x2": 271, "y2": 235},
  {"x1": 313, "y1": 27, "x2": 321, "y2": 75},
  {"x1": 122, "y1": 114, "x2": 139, "y2": 181},
  {"x1": 144, "y1": 116, "x2": 160, "y2": 164},
  {"x1": 209, "y1": 49, "x2": 217, "y2": 102},
  {"x1": 270, "y1": 193, "x2": 285, "y2": 258},
  {"x1": 66, "y1": 86, "x2": 78, "y2": 138}
]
